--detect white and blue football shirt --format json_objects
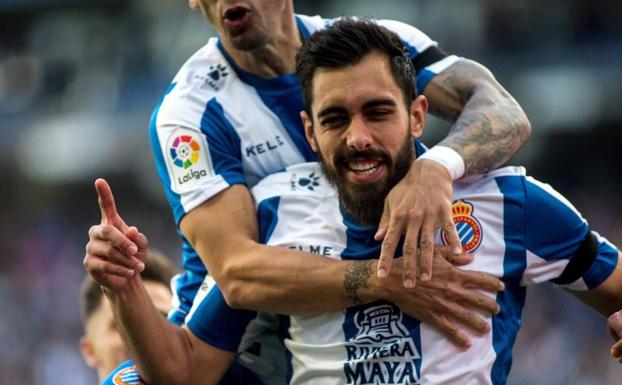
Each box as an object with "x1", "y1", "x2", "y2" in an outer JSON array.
[
  {"x1": 149, "y1": 14, "x2": 460, "y2": 324},
  {"x1": 186, "y1": 160, "x2": 618, "y2": 385}
]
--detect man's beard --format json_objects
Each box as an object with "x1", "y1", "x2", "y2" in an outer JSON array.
[{"x1": 319, "y1": 134, "x2": 415, "y2": 227}]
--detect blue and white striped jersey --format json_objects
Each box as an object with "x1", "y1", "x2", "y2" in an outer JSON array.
[
  {"x1": 186, "y1": 161, "x2": 618, "y2": 385},
  {"x1": 149, "y1": 14, "x2": 460, "y2": 324}
]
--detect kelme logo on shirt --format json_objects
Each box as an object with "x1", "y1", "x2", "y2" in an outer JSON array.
[
  {"x1": 290, "y1": 172, "x2": 320, "y2": 191},
  {"x1": 195, "y1": 64, "x2": 229, "y2": 91},
  {"x1": 166, "y1": 127, "x2": 214, "y2": 194},
  {"x1": 443, "y1": 199, "x2": 483, "y2": 253}
]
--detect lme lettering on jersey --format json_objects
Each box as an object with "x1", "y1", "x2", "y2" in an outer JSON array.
[{"x1": 344, "y1": 304, "x2": 421, "y2": 385}]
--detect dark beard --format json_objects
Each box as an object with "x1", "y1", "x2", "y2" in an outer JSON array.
[{"x1": 319, "y1": 137, "x2": 415, "y2": 226}]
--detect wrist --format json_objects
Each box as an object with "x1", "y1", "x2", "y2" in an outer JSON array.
[
  {"x1": 102, "y1": 276, "x2": 143, "y2": 302},
  {"x1": 368, "y1": 260, "x2": 406, "y2": 302},
  {"x1": 416, "y1": 145, "x2": 465, "y2": 181}
]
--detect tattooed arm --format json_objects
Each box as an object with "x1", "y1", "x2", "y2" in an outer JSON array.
[
  {"x1": 424, "y1": 58, "x2": 531, "y2": 174},
  {"x1": 375, "y1": 57, "x2": 531, "y2": 284}
]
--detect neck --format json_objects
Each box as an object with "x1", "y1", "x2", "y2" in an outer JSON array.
[{"x1": 221, "y1": 10, "x2": 301, "y2": 77}]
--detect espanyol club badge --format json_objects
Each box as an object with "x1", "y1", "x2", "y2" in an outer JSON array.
[{"x1": 443, "y1": 199, "x2": 483, "y2": 253}]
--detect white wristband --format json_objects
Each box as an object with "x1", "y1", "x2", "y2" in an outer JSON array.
[{"x1": 417, "y1": 145, "x2": 465, "y2": 181}]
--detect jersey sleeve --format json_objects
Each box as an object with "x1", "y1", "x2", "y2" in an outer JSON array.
[
  {"x1": 521, "y1": 177, "x2": 618, "y2": 290},
  {"x1": 150, "y1": 87, "x2": 246, "y2": 226},
  {"x1": 185, "y1": 281, "x2": 257, "y2": 353},
  {"x1": 377, "y1": 19, "x2": 459, "y2": 94},
  {"x1": 101, "y1": 360, "x2": 147, "y2": 385}
]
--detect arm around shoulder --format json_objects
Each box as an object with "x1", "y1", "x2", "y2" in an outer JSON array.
[{"x1": 424, "y1": 58, "x2": 532, "y2": 175}]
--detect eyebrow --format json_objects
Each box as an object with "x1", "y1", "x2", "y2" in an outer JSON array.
[
  {"x1": 317, "y1": 106, "x2": 348, "y2": 119},
  {"x1": 362, "y1": 98, "x2": 397, "y2": 110},
  {"x1": 317, "y1": 98, "x2": 397, "y2": 119}
]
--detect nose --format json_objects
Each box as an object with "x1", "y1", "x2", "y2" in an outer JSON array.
[{"x1": 346, "y1": 117, "x2": 373, "y2": 151}]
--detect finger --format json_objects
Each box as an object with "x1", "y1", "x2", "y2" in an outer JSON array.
[
  {"x1": 444, "y1": 301, "x2": 491, "y2": 335},
  {"x1": 448, "y1": 252, "x2": 474, "y2": 266},
  {"x1": 434, "y1": 246, "x2": 473, "y2": 265},
  {"x1": 89, "y1": 224, "x2": 138, "y2": 256},
  {"x1": 378, "y1": 218, "x2": 403, "y2": 283},
  {"x1": 84, "y1": 256, "x2": 135, "y2": 278},
  {"x1": 95, "y1": 178, "x2": 128, "y2": 231},
  {"x1": 612, "y1": 339, "x2": 622, "y2": 359},
  {"x1": 86, "y1": 240, "x2": 144, "y2": 271},
  {"x1": 417, "y1": 219, "x2": 436, "y2": 281},
  {"x1": 443, "y1": 217, "x2": 463, "y2": 255},
  {"x1": 430, "y1": 314, "x2": 471, "y2": 349},
  {"x1": 401, "y1": 217, "x2": 421, "y2": 287},
  {"x1": 452, "y1": 286, "x2": 500, "y2": 315},
  {"x1": 608, "y1": 311, "x2": 622, "y2": 340},
  {"x1": 126, "y1": 227, "x2": 148, "y2": 267},
  {"x1": 461, "y1": 270, "x2": 505, "y2": 292},
  {"x1": 374, "y1": 199, "x2": 390, "y2": 241}
]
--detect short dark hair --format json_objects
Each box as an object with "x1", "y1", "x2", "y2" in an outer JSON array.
[
  {"x1": 296, "y1": 17, "x2": 417, "y2": 113},
  {"x1": 79, "y1": 249, "x2": 177, "y2": 325}
]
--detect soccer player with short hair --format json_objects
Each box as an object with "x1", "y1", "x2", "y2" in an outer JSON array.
[{"x1": 85, "y1": 18, "x2": 621, "y2": 385}]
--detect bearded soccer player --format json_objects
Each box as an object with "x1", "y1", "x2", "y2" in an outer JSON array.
[{"x1": 84, "y1": 19, "x2": 621, "y2": 385}]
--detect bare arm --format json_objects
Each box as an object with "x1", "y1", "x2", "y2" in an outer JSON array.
[
  {"x1": 569, "y1": 251, "x2": 622, "y2": 317},
  {"x1": 180, "y1": 184, "x2": 377, "y2": 313},
  {"x1": 567, "y1": 251, "x2": 622, "y2": 363},
  {"x1": 105, "y1": 275, "x2": 236, "y2": 385},
  {"x1": 425, "y1": 58, "x2": 532, "y2": 174}
]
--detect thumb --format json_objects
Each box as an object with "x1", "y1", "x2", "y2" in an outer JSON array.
[{"x1": 95, "y1": 178, "x2": 128, "y2": 231}]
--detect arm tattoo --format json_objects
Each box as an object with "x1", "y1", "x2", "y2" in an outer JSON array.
[
  {"x1": 344, "y1": 260, "x2": 375, "y2": 306},
  {"x1": 426, "y1": 59, "x2": 531, "y2": 175}
]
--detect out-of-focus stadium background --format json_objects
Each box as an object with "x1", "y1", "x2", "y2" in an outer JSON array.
[{"x1": 0, "y1": 0, "x2": 621, "y2": 384}]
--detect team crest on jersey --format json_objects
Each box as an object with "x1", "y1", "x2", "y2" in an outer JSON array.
[
  {"x1": 166, "y1": 127, "x2": 214, "y2": 193},
  {"x1": 112, "y1": 365, "x2": 145, "y2": 385},
  {"x1": 443, "y1": 199, "x2": 483, "y2": 253}
]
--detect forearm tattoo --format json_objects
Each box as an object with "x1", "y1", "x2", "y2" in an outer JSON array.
[
  {"x1": 428, "y1": 59, "x2": 531, "y2": 175},
  {"x1": 344, "y1": 260, "x2": 375, "y2": 306}
]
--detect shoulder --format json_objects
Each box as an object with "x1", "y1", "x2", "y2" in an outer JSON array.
[
  {"x1": 154, "y1": 38, "x2": 238, "y2": 131},
  {"x1": 295, "y1": 14, "x2": 330, "y2": 35},
  {"x1": 251, "y1": 162, "x2": 335, "y2": 205}
]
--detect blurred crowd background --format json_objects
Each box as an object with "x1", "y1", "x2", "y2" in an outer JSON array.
[{"x1": 0, "y1": 1, "x2": 621, "y2": 384}]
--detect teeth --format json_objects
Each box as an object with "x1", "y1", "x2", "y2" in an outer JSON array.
[{"x1": 349, "y1": 161, "x2": 380, "y2": 173}]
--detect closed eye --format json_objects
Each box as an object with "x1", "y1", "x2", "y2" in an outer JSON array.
[
  {"x1": 366, "y1": 108, "x2": 393, "y2": 120},
  {"x1": 320, "y1": 115, "x2": 349, "y2": 129}
]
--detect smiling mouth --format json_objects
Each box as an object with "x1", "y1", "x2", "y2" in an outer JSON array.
[{"x1": 346, "y1": 158, "x2": 386, "y2": 178}]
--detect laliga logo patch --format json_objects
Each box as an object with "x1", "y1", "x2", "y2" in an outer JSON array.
[
  {"x1": 113, "y1": 365, "x2": 145, "y2": 385},
  {"x1": 443, "y1": 199, "x2": 483, "y2": 253},
  {"x1": 170, "y1": 135, "x2": 200, "y2": 169},
  {"x1": 166, "y1": 127, "x2": 213, "y2": 194}
]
